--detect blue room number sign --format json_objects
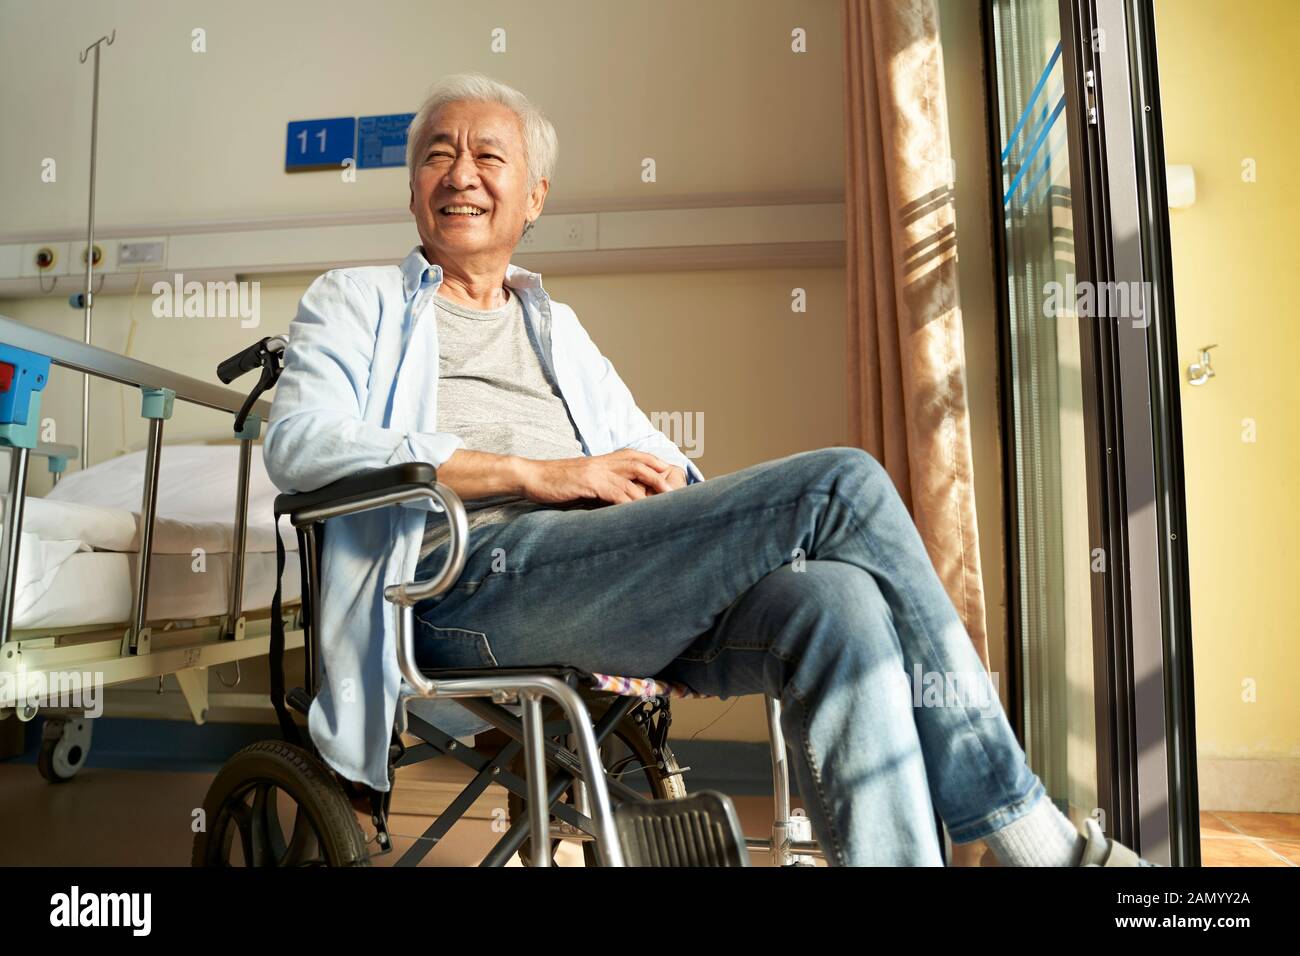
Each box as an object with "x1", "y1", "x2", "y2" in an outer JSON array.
[{"x1": 285, "y1": 117, "x2": 357, "y2": 172}]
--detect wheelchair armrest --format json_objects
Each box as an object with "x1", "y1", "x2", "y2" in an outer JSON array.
[
  {"x1": 276, "y1": 463, "x2": 439, "y2": 524},
  {"x1": 276, "y1": 463, "x2": 468, "y2": 606}
]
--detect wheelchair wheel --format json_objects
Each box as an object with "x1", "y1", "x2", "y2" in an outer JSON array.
[
  {"x1": 508, "y1": 696, "x2": 687, "y2": 866},
  {"x1": 192, "y1": 740, "x2": 371, "y2": 867}
]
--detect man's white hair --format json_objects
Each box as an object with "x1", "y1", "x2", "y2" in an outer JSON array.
[{"x1": 406, "y1": 72, "x2": 558, "y2": 195}]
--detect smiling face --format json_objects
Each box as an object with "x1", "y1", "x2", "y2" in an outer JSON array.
[{"x1": 409, "y1": 99, "x2": 548, "y2": 272}]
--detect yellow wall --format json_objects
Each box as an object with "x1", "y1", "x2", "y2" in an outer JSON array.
[{"x1": 1154, "y1": 0, "x2": 1300, "y2": 762}]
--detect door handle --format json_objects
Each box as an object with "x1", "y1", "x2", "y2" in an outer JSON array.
[{"x1": 1187, "y1": 344, "x2": 1217, "y2": 386}]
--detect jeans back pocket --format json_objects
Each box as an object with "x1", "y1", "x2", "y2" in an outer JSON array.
[{"x1": 413, "y1": 619, "x2": 498, "y2": 670}]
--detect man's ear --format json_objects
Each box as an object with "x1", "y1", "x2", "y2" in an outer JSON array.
[
  {"x1": 528, "y1": 178, "x2": 549, "y2": 221},
  {"x1": 408, "y1": 184, "x2": 415, "y2": 215}
]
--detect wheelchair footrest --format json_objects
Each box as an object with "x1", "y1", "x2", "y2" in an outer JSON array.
[{"x1": 614, "y1": 791, "x2": 750, "y2": 867}]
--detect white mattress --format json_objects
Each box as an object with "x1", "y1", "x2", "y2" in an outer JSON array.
[
  {"x1": 16, "y1": 549, "x2": 302, "y2": 630},
  {"x1": 6, "y1": 445, "x2": 302, "y2": 630}
]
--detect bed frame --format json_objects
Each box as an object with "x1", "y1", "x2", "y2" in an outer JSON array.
[{"x1": 0, "y1": 313, "x2": 303, "y2": 778}]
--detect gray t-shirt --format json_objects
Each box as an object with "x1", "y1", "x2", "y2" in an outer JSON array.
[{"x1": 419, "y1": 287, "x2": 585, "y2": 559}]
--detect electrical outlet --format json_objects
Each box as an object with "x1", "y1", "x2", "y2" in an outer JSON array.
[
  {"x1": 494, "y1": 214, "x2": 596, "y2": 253},
  {"x1": 564, "y1": 219, "x2": 584, "y2": 246}
]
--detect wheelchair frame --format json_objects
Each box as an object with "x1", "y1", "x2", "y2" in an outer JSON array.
[{"x1": 278, "y1": 464, "x2": 826, "y2": 866}]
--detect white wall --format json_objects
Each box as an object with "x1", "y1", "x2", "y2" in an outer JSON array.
[
  {"x1": 0, "y1": 0, "x2": 845, "y2": 233},
  {"x1": 0, "y1": 0, "x2": 1006, "y2": 741}
]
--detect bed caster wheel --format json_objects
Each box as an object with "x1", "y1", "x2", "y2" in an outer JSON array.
[{"x1": 38, "y1": 717, "x2": 93, "y2": 783}]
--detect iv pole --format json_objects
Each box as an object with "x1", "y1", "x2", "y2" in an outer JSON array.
[{"x1": 78, "y1": 30, "x2": 114, "y2": 470}]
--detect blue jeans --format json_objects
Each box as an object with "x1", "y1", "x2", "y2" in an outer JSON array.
[{"x1": 413, "y1": 447, "x2": 1046, "y2": 865}]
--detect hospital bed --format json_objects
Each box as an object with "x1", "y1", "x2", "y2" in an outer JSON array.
[
  {"x1": 193, "y1": 333, "x2": 830, "y2": 867},
  {"x1": 0, "y1": 314, "x2": 304, "y2": 782}
]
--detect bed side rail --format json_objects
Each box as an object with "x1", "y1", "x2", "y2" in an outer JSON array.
[
  {"x1": 0, "y1": 313, "x2": 274, "y2": 654},
  {"x1": 0, "y1": 314, "x2": 271, "y2": 418}
]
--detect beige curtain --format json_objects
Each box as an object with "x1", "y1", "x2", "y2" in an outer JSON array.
[{"x1": 842, "y1": 0, "x2": 989, "y2": 667}]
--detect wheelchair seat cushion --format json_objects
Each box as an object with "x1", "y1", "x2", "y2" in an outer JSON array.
[
  {"x1": 588, "y1": 672, "x2": 706, "y2": 699},
  {"x1": 417, "y1": 664, "x2": 707, "y2": 700}
]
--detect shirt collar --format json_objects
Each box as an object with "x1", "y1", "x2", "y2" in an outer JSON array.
[{"x1": 401, "y1": 245, "x2": 545, "y2": 300}]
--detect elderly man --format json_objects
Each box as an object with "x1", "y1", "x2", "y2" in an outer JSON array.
[{"x1": 265, "y1": 72, "x2": 1149, "y2": 867}]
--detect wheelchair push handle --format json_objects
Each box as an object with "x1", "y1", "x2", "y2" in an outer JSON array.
[
  {"x1": 217, "y1": 335, "x2": 286, "y2": 384},
  {"x1": 216, "y1": 335, "x2": 287, "y2": 434}
]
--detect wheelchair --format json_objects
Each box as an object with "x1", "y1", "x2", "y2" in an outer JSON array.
[{"x1": 192, "y1": 336, "x2": 826, "y2": 868}]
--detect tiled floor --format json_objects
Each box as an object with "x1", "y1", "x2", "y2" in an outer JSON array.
[
  {"x1": 0, "y1": 761, "x2": 1294, "y2": 866},
  {"x1": 1198, "y1": 811, "x2": 1300, "y2": 867},
  {"x1": 0, "y1": 761, "x2": 808, "y2": 867}
]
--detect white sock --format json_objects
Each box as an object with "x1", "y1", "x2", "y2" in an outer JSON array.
[{"x1": 981, "y1": 795, "x2": 1084, "y2": 867}]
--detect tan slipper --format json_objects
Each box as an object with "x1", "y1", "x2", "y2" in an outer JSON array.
[{"x1": 1076, "y1": 818, "x2": 1158, "y2": 866}]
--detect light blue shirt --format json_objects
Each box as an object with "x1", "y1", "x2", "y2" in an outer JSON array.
[{"x1": 264, "y1": 246, "x2": 704, "y2": 790}]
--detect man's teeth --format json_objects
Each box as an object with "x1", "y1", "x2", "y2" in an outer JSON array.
[{"x1": 442, "y1": 206, "x2": 485, "y2": 216}]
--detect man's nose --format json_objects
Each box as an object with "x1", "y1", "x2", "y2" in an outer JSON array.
[{"x1": 444, "y1": 150, "x2": 479, "y2": 189}]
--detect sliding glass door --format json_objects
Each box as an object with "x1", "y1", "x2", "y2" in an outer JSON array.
[
  {"x1": 985, "y1": 0, "x2": 1198, "y2": 866},
  {"x1": 987, "y1": 0, "x2": 1100, "y2": 839}
]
